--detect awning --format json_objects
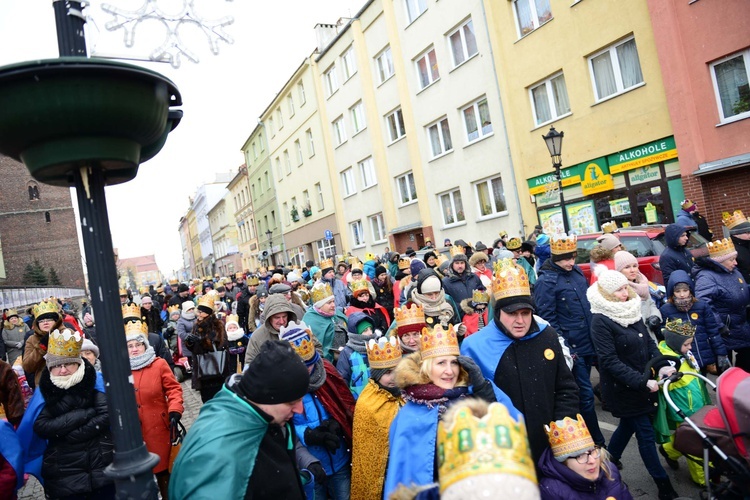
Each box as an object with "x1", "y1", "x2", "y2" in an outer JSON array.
[{"x1": 693, "y1": 152, "x2": 750, "y2": 176}]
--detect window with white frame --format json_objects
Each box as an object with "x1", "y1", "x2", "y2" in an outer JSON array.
[
  {"x1": 474, "y1": 176, "x2": 507, "y2": 217},
  {"x1": 449, "y1": 19, "x2": 478, "y2": 67},
  {"x1": 513, "y1": 0, "x2": 552, "y2": 37},
  {"x1": 294, "y1": 140, "x2": 303, "y2": 166},
  {"x1": 386, "y1": 108, "x2": 406, "y2": 142},
  {"x1": 376, "y1": 47, "x2": 395, "y2": 84},
  {"x1": 284, "y1": 150, "x2": 291, "y2": 174},
  {"x1": 252, "y1": 142, "x2": 258, "y2": 159},
  {"x1": 316, "y1": 182, "x2": 324, "y2": 210},
  {"x1": 416, "y1": 47, "x2": 439, "y2": 90},
  {"x1": 350, "y1": 101, "x2": 366, "y2": 134},
  {"x1": 342, "y1": 46, "x2": 357, "y2": 81},
  {"x1": 306, "y1": 129, "x2": 315, "y2": 157},
  {"x1": 275, "y1": 157, "x2": 282, "y2": 179},
  {"x1": 268, "y1": 117, "x2": 275, "y2": 136},
  {"x1": 427, "y1": 117, "x2": 453, "y2": 158},
  {"x1": 283, "y1": 202, "x2": 290, "y2": 225},
  {"x1": 530, "y1": 73, "x2": 571, "y2": 126},
  {"x1": 463, "y1": 97, "x2": 493, "y2": 142},
  {"x1": 298, "y1": 82, "x2": 306, "y2": 105},
  {"x1": 589, "y1": 36, "x2": 644, "y2": 102},
  {"x1": 333, "y1": 116, "x2": 347, "y2": 146},
  {"x1": 405, "y1": 0, "x2": 427, "y2": 24},
  {"x1": 277, "y1": 108, "x2": 284, "y2": 129},
  {"x1": 711, "y1": 49, "x2": 750, "y2": 122},
  {"x1": 358, "y1": 157, "x2": 377, "y2": 188},
  {"x1": 369, "y1": 213, "x2": 386, "y2": 242},
  {"x1": 317, "y1": 238, "x2": 337, "y2": 260},
  {"x1": 341, "y1": 168, "x2": 356, "y2": 197},
  {"x1": 350, "y1": 220, "x2": 365, "y2": 247},
  {"x1": 303, "y1": 190, "x2": 311, "y2": 211},
  {"x1": 287, "y1": 95, "x2": 295, "y2": 117},
  {"x1": 439, "y1": 189, "x2": 465, "y2": 226},
  {"x1": 259, "y1": 133, "x2": 264, "y2": 151},
  {"x1": 397, "y1": 172, "x2": 417, "y2": 205},
  {"x1": 324, "y1": 65, "x2": 339, "y2": 97}
]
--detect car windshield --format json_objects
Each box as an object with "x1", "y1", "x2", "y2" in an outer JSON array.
[{"x1": 576, "y1": 235, "x2": 656, "y2": 264}]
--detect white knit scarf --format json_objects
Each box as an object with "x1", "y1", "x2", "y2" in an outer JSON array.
[
  {"x1": 50, "y1": 362, "x2": 86, "y2": 389},
  {"x1": 587, "y1": 284, "x2": 643, "y2": 327}
]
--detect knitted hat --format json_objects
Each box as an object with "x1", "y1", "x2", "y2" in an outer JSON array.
[
  {"x1": 423, "y1": 251, "x2": 437, "y2": 263},
  {"x1": 662, "y1": 318, "x2": 696, "y2": 354},
  {"x1": 596, "y1": 270, "x2": 629, "y2": 295},
  {"x1": 182, "y1": 301, "x2": 195, "y2": 311},
  {"x1": 474, "y1": 241, "x2": 488, "y2": 252},
  {"x1": 140, "y1": 295, "x2": 152, "y2": 305},
  {"x1": 614, "y1": 250, "x2": 638, "y2": 272},
  {"x1": 596, "y1": 233, "x2": 621, "y2": 251},
  {"x1": 80, "y1": 338, "x2": 99, "y2": 358},
  {"x1": 256, "y1": 285, "x2": 269, "y2": 299},
  {"x1": 356, "y1": 319, "x2": 374, "y2": 335},
  {"x1": 375, "y1": 265, "x2": 387, "y2": 276},
  {"x1": 451, "y1": 253, "x2": 468, "y2": 264},
  {"x1": 536, "y1": 234, "x2": 549, "y2": 246},
  {"x1": 417, "y1": 272, "x2": 443, "y2": 295},
  {"x1": 44, "y1": 329, "x2": 84, "y2": 369},
  {"x1": 410, "y1": 259, "x2": 426, "y2": 277},
  {"x1": 405, "y1": 247, "x2": 417, "y2": 257},
  {"x1": 280, "y1": 321, "x2": 320, "y2": 367},
  {"x1": 238, "y1": 340, "x2": 310, "y2": 404},
  {"x1": 545, "y1": 414, "x2": 596, "y2": 462}
]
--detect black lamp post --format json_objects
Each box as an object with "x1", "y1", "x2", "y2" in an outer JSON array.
[
  {"x1": 542, "y1": 126, "x2": 570, "y2": 234},
  {"x1": 266, "y1": 229, "x2": 273, "y2": 266}
]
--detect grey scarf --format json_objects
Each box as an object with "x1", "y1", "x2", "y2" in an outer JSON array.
[
  {"x1": 129, "y1": 346, "x2": 157, "y2": 371},
  {"x1": 412, "y1": 290, "x2": 455, "y2": 326},
  {"x1": 346, "y1": 331, "x2": 376, "y2": 354},
  {"x1": 308, "y1": 357, "x2": 326, "y2": 391}
]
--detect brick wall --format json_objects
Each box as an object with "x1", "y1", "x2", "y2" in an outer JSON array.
[
  {"x1": 0, "y1": 155, "x2": 85, "y2": 287},
  {"x1": 682, "y1": 169, "x2": 750, "y2": 240}
]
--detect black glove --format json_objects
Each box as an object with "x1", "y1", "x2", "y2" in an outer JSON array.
[
  {"x1": 647, "y1": 315, "x2": 662, "y2": 330},
  {"x1": 307, "y1": 462, "x2": 327, "y2": 485},
  {"x1": 185, "y1": 334, "x2": 200, "y2": 346},
  {"x1": 457, "y1": 355, "x2": 486, "y2": 389},
  {"x1": 169, "y1": 412, "x2": 181, "y2": 425},
  {"x1": 325, "y1": 419, "x2": 342, "y2": 437},
  {"x1": 164, "y1": 326, "x2": 176, "y2": 339},
  {"x1": 717, "y1": 355, "x2": 732, "y2": 373},
  {"x1": 304, "y1": 422, "x2": 340, "y2": 452}
]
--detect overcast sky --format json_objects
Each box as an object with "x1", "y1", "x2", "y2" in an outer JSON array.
[{"x1": 0, "y1": 0, "x2": 360, "y2": 277}]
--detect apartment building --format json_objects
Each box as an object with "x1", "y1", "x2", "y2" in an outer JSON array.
[
  {"x1": 177, "y1": 216, "x2": 193, "y2": 280},
  {"x1": 207, "y1": 191, "x2": 241, "y2": 276},
  {"x1": 227, "y1": 164, "x2": 260, "y2": 272}
]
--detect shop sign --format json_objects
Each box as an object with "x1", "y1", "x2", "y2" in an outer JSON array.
[
  {"x1": 580, "y1": 158, "x2": 614, "y2": 196},
  {"x1": 534, "y1": 188, "x2": 560, "y2": 207},
  {"x1": 527, "y1": 165, "x2": 582, "y2": 195},
  {"x1": 608, "y1": 137, "x2": 677, "y2": 174},
  {"x1": 609, "y1": 197, "x2": 631, "y2": 217},
  {"x1": 628, "y1": 165, "x2": 661, "y2": 185}
]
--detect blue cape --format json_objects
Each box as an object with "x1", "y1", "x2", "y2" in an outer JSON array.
[{"x1": 0, "y1": 420, "x2": 23, "y2": 491}]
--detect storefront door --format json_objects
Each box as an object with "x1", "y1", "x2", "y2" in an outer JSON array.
[{"x1": 630, "y1": 181, "x2": 670, "y2": 226}]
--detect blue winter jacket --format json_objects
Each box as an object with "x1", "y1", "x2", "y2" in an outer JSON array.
[
  {"x1": 676, "y1": 209, "x2": 696, "y2": 229},
  {"x1": 535, "y1": 234, "x2": 551, "y2": 271},
  {"x1": 363, "y1": 259, "x2": 377, "y2": 280},
  {"x1": 660, "y1": 270, "x2": 726, "y2": 367},
  {"x1": 538, "y1": 447, "x2": 634, "y2": 500},
  {"x1": 293, "y1": 393, "x2": 350, "y2": 476},
  {"x1": 534, "y1": 259, "x2": 595, "y2": 356},
  {"x1": 658, "y1": 224, "x2": 693, "y2": 286}
]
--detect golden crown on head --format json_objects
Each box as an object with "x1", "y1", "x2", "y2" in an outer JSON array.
[
  {"x1": 122, "y1": 302, "x2": 142, "y2": 321},
  {"x1": 449, "y1": 245, "x2": 465, "y2": 258},
  {"x1": 119, "y1": 288, "x2": 128, "y2": 296},
  {"x1": 421, "y1": 324, "x2": 459, "y2": 360},
  {"x1": 664, "y1": 318, "x2": 696, "y2": 338},
  {"x1": 722, "y1": 210, "x2": 748, "y2": 229},
  {"x1": 168, "y1": 279, "x2": 179, "y2": 285},
  {"x1": 472, "y1": 289, "x2": 490, "y2": 304},
  {"x1": 47, "y1": 328, "x2": 83, "y2": 358},
  {"x1": 506, "y1": 237, "x2": 522, "y2": 251},
  {"x1": 601, "y1": 221, "x2": 618, "y2": 233},
  {"x1": 550, "y1": 234, "x2": 577, "y2": 255},
  {"x1": 349, "y1": 279, "x2": 370, "y2": 295},
  {"x1": 139, "y1": 286, "x2": 149, "y2": 295},
  {"x1": 398, "y1": 257, "x2": 411, "y2": 270},
  {"x1": 310, "y1": 282, "x2": 333, "y2": 303},
  {"x1": 319, "y1": 258, "x2": 334, "y2": 270},
  {"x1": 707, "y1": 238, "x2": 736, "y2": 259},
  {"x1": 366, "y1": 336, "x2": 403, "y2": 369},
  {"x1": 124, "y1": 319, "x2": 148, "y2": 336},
  {"x1": 492, "y1": 259, "x2": 531, "y2": 302},
  {"x1": 247, "y1": 276, "x2": 260, "y2": 286},
  {"x1": 436, "y1": 254, "x2": 449, "y2": 266},
  {"x1": 280, "y1": 321, "x2": 317, "y2": 363},
  {"x1": 226, "y1": 314, "x2": 240, "y2": 324},
  {"x1": 197, "y1": 291, "x2": 219, "y2": 311},
  {"x1": 350, "y1": 260, "x2": 364, "y2": 271},
  {"x1": 545, "y1": 414, "x2": 595, "y2": 461},
  {"x1": 395, "y1": 304, "x2": 425, "y2": 328},
  {"x1": 438, "y1": 402, "x2": 537, "y2": 492},
  {"x1": 167, "y1": 304, "x2": 180, "y2": 315},
  {"x1": 33, "y1": 298, "x2": 60, "y2": 318}
]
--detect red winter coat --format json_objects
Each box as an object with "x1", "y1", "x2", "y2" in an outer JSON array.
[{"x1": 132, "y1": 357, "x2": 184, "y2": 473}]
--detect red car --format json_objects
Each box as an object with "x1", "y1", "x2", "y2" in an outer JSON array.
[{"x1": 575, "y1": 225, "x2": 709, "y2": 285}]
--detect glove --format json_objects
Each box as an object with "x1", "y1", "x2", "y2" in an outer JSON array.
[
  {"x1": 307, "y1": 462, "x2": 327, "y2": 485},
  {"x1": 185, "y1": 334, "x2": 201, "y2": 346},
  {"x1": 457, "y1": 355, "x2": 486, "y2": 389},
  {"x1": 456, "y1": 323, "x2": 467, "y2": 337},
  {"x1": 658, "y1": 366, "x2": 676, "y2": 380},
  {"x1": 304, "y1": 423, "x2": 340, "y2": 452},
  {"x1": 717, "y1": 355, "x2": 732, "y2": 373},
  {"x1": 164, "y1": 326, "x2": 176, "y2": 339},
  {"x1": 646, "y1": 380, "x2": 659, "y2": 392},
  {"x1": 647, "y1": 315, "x2": 662, "y2": 329},
  {"x1": 169, "y1": 412, "x2": 181, "y2": 425},
  {"x1": 38, "y1": 334, "x2": 48, "y2": 351},
  {"x1": 16, "y1": 342, "x2": 23, "y2": 349},
  {"x1": 325, "y1": 419, "x2": 342, "y2": 437}
]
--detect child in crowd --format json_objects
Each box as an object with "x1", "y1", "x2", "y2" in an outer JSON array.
[
  {"x1": 459, "y1": 290, "x2": 490, "y2": 337},
  {"x1": 336, "y1": 313, "x2": 379, "y2": 399}
]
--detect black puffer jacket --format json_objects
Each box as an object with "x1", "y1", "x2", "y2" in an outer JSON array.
[{"x1": 34, "y1": 362, "x2": 114, "y2": 498}]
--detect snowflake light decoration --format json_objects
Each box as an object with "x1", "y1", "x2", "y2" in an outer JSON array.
[{"x1": 101, "y1": 0, "x2": 234, "y2": 68}]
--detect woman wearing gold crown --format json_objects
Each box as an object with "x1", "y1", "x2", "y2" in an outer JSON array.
[
  {"x1": 186, "y1": 291, "x2": 230, "y2": 402},
  {"x1": 383, "y1": 324, "x2": 497, "y2": 499},
  {"x1": 23, "y1": 299, "x2": 64, "y2": 389},
  {"x1": 693, "y1": 237, "x2": 750, "y2": 372}
]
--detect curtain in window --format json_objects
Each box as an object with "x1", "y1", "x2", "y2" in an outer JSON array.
[
  {"x1": 408, "y1": 175, "x2": 417, "y2": 200},
  {"x1": 454, "y1": 191, "x2": 465, "y2": 221},
  {"x1": 441, "y1": 195, "x2": 455, "y2": 224},
  {"x1": 464, "y1": 107, "x2": 478, "y2": 141},
  {"x1": 463, "y1": 21, "x2": 478, "y2": 57},
  {"x1": 491, "y1": 178, "x2": 506, "y2": 212},
  {"x1": 515, "y1": 0, "x2": 534, "y2": 35},
  {"x1": 450, "y1": 31, "x2": 465, "y2": 65},
  {"x1": 441, "y1": 120, "x2": 453, "y2": 151},
  {"x1": 535, "y1": 0, "x2": 552, "y2": 24},
  {"x1": 617, "y1": 39, "x2": 643, "y2": 89},
  {"x1": 592, "y1": 51, "x2": 617, "y2": 99},
  {"x1": 478, "y1": 100, "x2": 492, "y2": 135},
  {"x1": 429, "y1": 50, "x2": 439, "y2": 81},
  {"x1": 551, "y1": 75, "x2": 570, "y2": 116},
  {"x1": 714, "y1": 56, "x2": 748, "y2": 118},
  {"x1": 429, "y1": 125, "x2": 442, "y2": 156},
  {"x1": 477, "y1": 182, "x2": 492, "y2": 216},
  {"x1": 532, "y1": 84, "x2": 552, "y2": 124},
  {"x1": 418, "y1": 57, "x2": 430, "y2": 88},
  {"x1": 399, "y1": 177, "x2": 409, "y2": 203}
]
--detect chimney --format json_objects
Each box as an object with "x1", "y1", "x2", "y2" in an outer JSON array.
[{"x1": 314, "y1": 22, "x2": 340, "y2": 53}]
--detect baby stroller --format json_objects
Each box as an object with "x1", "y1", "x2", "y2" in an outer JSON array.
[{"x1": 660, "y1": 365, "x2": 750, "y2": 499}]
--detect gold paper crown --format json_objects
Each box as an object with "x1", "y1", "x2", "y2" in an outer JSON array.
[
  {"x1": 681, "y1": 199, "x2": 695, "y2": 209},
  {"x1": 350, "y1": 260, "x2": 364, "y2": 271},
  {"x1": 366, "y1": 336, "x2": 403, "y2": 369},
  {"x1": 168, "y1": 279, "x2": 179, "y2": 286},
  {"x1": 280, "y1": 321, "x2": 317, "y2": 363},
  {"x1": 707, "y1": 238, "x2": 736, "y2": 259},
  {"x1": 119, "y1": 288, "x2": 128, "y2": 296},
  {"x1": 247, "y1": 276, "x2": 260, "y2": 286},
  {"x1": 124, "y1": 319, "x2": 148, "y2": 336},
  {"x1": 436, "y1": 254, "x2": 449, "y2": 267},
  {"x1": 472, "y1": 289, "x2": 490, "y2": 304},
  {"x1": 492, "y1": 259, "x2": 531, "y2": 302},
  {"x1": 319, "y1": 258, "x2": 334, "y2": 270},
  {"x1": 365, "y1": 252, "x2": 377, "y2": 262},
  {"x1": 139, "y1": 286, "x2": 149, "y2": 295},
  {"x1": 33, "y1": 298, "x2": 60, "y2": 318},
  {"x1": 350, "y1": 279, "x2": 370, "y2": 295},
  {"x1": 664, "y1": 318, "x2": 696, "y2": 337},
  {"x1": 197, "y1": 291, "x2": 219, "y2": 312},
  {"x1": 235, "y1": 272, "x2": 244, "y2": 279},
  {"x1": 545, "y1": 414, "x2": 595, "y2": 461},
  {"x1": 395, "y1": 304, "x2": 425, "y2": 328},
  {"x1": 122, "y1": 302, "x2": 142, "y2": 321},
  {"x1": 506, "y1": 237, "x2": 522, "y2": 251},
  {"x1": 550, "y1": 234, "x2": 577, "y2": 255},
  {"x1": 47, "y1": 328, "x2": 83, "y2": 358},
  {"x1": 723, "y1": 210, "x2": 748, "y2": 229},
  {"x1": 601, "y1": 221, "x2": 618, "y2": 233},
  {"x1": 449, "y1": 245, "x2": 465, "y2": 257},
  {"x1": 167, "y1": 304, "x2": 181, "y2": 315},
  {"x1": 438, "y1": 402, "x2": 537, "y2": 492},
  {"x1": 310, "y1": 282, "x2": 333, "y2": 303},
  {"x1": 226, "y1": 314, "x2": 240, "y2": 324},
  {"x1": 420, "y1": 324, "x2": 459, "y2": 360},
  {"x1": 398, "y1": 257, "x2": 411, "y2": 270}
]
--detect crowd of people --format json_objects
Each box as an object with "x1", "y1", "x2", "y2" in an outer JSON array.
[{"x1": 0, "y1": 206, "x2": 749, "y2": 499}]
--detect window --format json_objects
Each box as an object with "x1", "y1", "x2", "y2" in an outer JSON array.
[
  {"x1": 369, "y1": 213, "x2": 386, "y2": 242},
  {"x1": 474, "y1": 176, "x2": 507, "y2": 217},
  {"x1": 283, "y1": 202, "x2": 290, "y2": 225},
  {"x1": 277, "y1": 108, "x2": 284, "y2": 130},
  {"x1": 287, "y1": 95, "x2": 295, "y2": 117},
  {"x1": 350, "y1": 101, "x2": 366, "y2": 134},
  {"x1": 284, "y1": 150, "x2": 291, "y2": 174},
  {"x1": 268, "y1": 117, "x2": 275, "y2": 136},
  {"x1": 298, "y1": 82, "x2": 306, "y2": 105},
  {"x1": 376, "y1": 47, "x2": 395, "y2": 84},
  {"x1": 513, "y1": 0, "x2": 552, "y2": 37},
  {"x1": 275, "y1": 157, "x2": 282, "y2": 179},
  {"x1": 295, "y1": 140, "x2": 303, "y2": 166},
  {"x1": 439, "y1": 189, "x2": 465, "y2": 226},
  {"x1": 342, "y1": 46, "x2": 357, "y2": 81},
  {"x1": 358, "y1": 157, "x2": 377, "y2": 188},
  {"x1": 405, "y1": 0, "x2": 427, "y2": 23},
  {"x1": 303, "y1": 190, "x2": 311, "y2": 211},
  {"x1": 589, "y1": 36, "x2": 644, "y2": 102},
  {"x1": 259, "y1": 133, "x2": 264, "y2": 151},
  {"x1": 449, "y1": 19, "x2": 478, "y2": 67},
  {"x1": 711, "y1": 49, "x2": 750, "y2": 122},
  {"x1": 45, "y1": 211, "x2": 51, "y2": 223},
  {"x1": 28, "y1": 184, "x2": 40, "y2": 200},
  {"x1": 316, "y1": 182, "x2": 324, "y2": 210},
  {"x1": 341, "y1": 168, "x2": 357, "y2": 197},
  {"x1": 397, "y1": 172, "x2": 417, "y2": 205},
  {"x1": 317, "y1": 238, "x2": 336, "y2": 261},
  {"x1": 427, "y1": 117, "x2": 453, "y2": 157},
  {"x1": 350, "y1": 220, "x2": 365, "y2": 247},
  {"x1": 251, "y1": 183, "x2": 256, "y2": 199},
  {"x1": 252, "y1": 142, "x2": 258, "y2": 159},
  {"x1": 463, "y1": 97, "x2": 492, "y2": 142},
  {"x1": 387, "y1": 108, "x2": 406, "y2": 142},
  {"x1": 415, "y1": 47, "x2": 439, "y2": 89},
  {"x1": 333, "y1": 116, "x2": 347, "y2": 146},
  {"x1": 324, "y1": 65, "x2": 339, "y2": 96},
  {"x1": 306, "y1": 129, "x2": 315, "y2": 157},
  {"x1": 271, "y1": 210, "x2": 276, "y2": 228},
  {"x1": 530, "y1": 73, "x2": 571, "y2": 126},
  {"x1": 264, "y1": 172, "x2": 269, "y2": 190}
]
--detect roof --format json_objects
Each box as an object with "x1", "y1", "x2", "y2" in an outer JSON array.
[{"x1": 118, "y1": 255, "x2": 159, "y2": 273}]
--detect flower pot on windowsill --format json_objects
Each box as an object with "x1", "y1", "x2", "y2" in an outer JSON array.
[
  {"x1": 291, "y1": 215, "x2": 300, "y2": 222},
  {"x1": 303, "y1": 209, "x2": 313, "y2": 217}
]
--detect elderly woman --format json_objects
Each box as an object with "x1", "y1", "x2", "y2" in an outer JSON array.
[
  {"x1": 303, "y1": 282, "x2": 348, "y2": 363},
  {"x1": 127, "y1": 320, "x2": 184, "y2": 498},
  {"x1": 3, "y1": 309, "x2": 29, "y2": 365},
  {"x1": 186, "y1": 291, "x2": 230, "y2": 403},
  {"x1": 22, "y1": 299, "x2": 64, "y2": 388},
  {"x1": 80, "y1": 338, "x2": 101, "y2": 372}
]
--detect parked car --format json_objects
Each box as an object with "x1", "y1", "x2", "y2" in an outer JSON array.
[{"x1": 575, "y1": 225, "x2": 709, "y2": 285}]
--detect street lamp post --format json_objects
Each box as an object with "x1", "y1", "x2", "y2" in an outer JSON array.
[
  {"x1": 265, "y1": 229, "x2": 273, "y2": 266},
  {"x1": 542, "y1": 126, "x2": 570, "y2": 234}
]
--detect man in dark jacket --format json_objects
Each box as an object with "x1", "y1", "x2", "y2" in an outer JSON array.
[
  {"x1": 236, "y1": 276, "x2": 259, "y2": 333},
  {"x1": 658, "y1": 223, "x2": 693, "y2": 285},
  {"x1": 726, "y1": 211, "x2": 750, "y2": 284},
  {"x1": 533, "y1": 236, "x2": 605, "y2": 448},
  {"x1": 442, "y1": 253, "x2": 484, "y2": 311},
  {"x1": 168, "y1": 284, "x2": 190, "y2": 307}
]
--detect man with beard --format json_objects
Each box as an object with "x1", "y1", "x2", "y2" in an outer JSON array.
[
  {"x1": 442, "y1": 248, "x2": 484, "y2": 311},
  {"x1": 319, "y1": 259, "x2": 350, "y2": 313}
]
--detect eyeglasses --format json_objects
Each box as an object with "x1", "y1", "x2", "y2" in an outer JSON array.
[
  {"x1": 50, "y1": 362, "x2": 79, "y2": 374},
  {"x1": 573, "y1": 447, "x2": 601, "y2": 464}
]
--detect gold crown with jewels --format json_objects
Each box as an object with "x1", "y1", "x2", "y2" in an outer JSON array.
[
  {"x1": 47, "y1": 328, "x2": 83, "y2": 358},
  {"x1": 247, "y1": 276, "x2": 260, "y2": 286},
  {"x1": 505, "y1": 237, "x2": 522, "y2": 251},
  {"x1": 545, "y1": 414, "x2": 595, "y2": 461},
  {"x1": 122, "y1": 302, "x2": 142, "y2": 321},
  {"x1": 707, "y1": 238, "x2": 736, "y2": 260},
  {"x1": 550, "y1": 234, "x2": 577, "y2": 255},
  {"x1": 33, "y1": 298, "x2": 60, "y2": 318},
  {"x1": 280, "y1": 321, "x2": 317, "y2": 363},
  {"x1": 124, "y1": 319, "x2": 148, "y2": 337},
  {"x1": 722, "y1": 210, "x2": 748, "y2": 229},
  {"x1": 350, "y1": 260, "x2": 364, "y2": 272},
  {"x1": 420, "y1": 324, "x2": 459, "y2": 360},
  {"x1": 350, "y1": 279, "x2": 370, "y2": 295},
  {"x1": 398, "y1": 257, "x2": 411, "y2": 270},
  {"x1": 310, "y1": 282, "x2": 333, "y2": 304},
  {"x1": 395, "y1": 304, "x2": 425, "y2": 329},
  {"x1": 449, "y1": 245, "x2": 465, "y2": 258},
  {"x1": 472, "y1": 289, "x2": 490, "y2": 304},
  {"x1": 319, "y1": 258, "x2": 334, "y2": 270},
  {"x1": 438, "y1": 401, "x2": 537, "y2": 493},
  {"x1": 663, "y1": 318, "x2": 696, "y2": 338},
  {"x1": 492, "y1": 259, "x2": 530, "y2": 302},
  {"x1": 197, "y1": 291, "x2": 219, "y2": 312},
  {"x1": 167, "y1": 304, "x2": 180, "y2": 315},
  {"x1": 366, "y1": 336, "x2": 403, "y2": 369}
]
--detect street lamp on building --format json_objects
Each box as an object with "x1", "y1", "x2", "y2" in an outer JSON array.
[
  {"x1": 265, "y1": 229, "x2": 273, "y2": 266},
  {"x1": 542, "y1": 126, "x2": 570, "y2": 234}
]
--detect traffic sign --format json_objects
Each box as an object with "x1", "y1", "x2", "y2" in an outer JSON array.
[{"x1": 324, "y1": 230, "x2": 333, "y2": 241}]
